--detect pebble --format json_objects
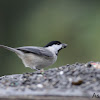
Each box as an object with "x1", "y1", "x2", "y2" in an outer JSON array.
[
  {"x1": 0, "y1": 62, "x2": 100, "y2": 96},
  {"x1": 37, "y1": 84, "x2": 43, "y2": 88},
  {"x1": 58, "y1": 71, "x2": 64, "y2": 75}
]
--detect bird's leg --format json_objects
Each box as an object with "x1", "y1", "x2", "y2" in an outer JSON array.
[
  {"x1": 32, "y1": 67, "x2": 44, "y2": 74},
  {"x1": 31, "y1": 66, "x2": 38, "y2": 71},
  {"x1": 36, "y1": 69, "x2": 45, "y2": 74},
  {"x1": 31, "y1": 66, "x2": 40, "y2": 73}
]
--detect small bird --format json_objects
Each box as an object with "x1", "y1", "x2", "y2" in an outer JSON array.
[{"x1": 0, "y1": 41, "x2": 67, "y2": 70}]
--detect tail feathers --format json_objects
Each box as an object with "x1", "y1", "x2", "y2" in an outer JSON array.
[{"x1": 0, "y1": 45, "x2": 22, "y2": 55}]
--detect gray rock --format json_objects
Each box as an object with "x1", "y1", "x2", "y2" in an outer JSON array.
[{"x1": 0, "y1": 62, "x2": 99, "y2": 98}]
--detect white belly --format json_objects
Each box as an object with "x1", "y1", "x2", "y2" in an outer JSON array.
[{"x1": 19, "y1": 53, "x2": 57, "y2": 69}]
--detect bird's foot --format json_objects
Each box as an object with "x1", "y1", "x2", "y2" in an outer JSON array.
[
  {"x1": 32, "y1": 67, "x2": 44, "y2": 74},
  {"x1": 36, "y1": 69, "x2": 44, "y2": 74}
]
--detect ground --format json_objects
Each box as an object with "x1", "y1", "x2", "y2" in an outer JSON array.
[{"x1": 0, "y1": 62, "x2": 100, "y2": 100}]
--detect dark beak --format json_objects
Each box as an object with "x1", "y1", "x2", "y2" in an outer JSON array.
[{"x1": 62, "y1": 43, "x2": 67, "y2": 48}]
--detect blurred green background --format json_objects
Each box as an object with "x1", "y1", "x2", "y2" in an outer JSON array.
[{"x1": 0, "y1": 0, "x2": 100, "y2": 76}]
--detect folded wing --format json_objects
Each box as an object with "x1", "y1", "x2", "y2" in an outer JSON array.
[{"x1": 16, "y1": 46, "x2": 53, "y2": 58}]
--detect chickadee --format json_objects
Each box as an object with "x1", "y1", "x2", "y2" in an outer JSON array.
[{"x1": 0, "y1": 41, "x2": 67, "y2": 70}]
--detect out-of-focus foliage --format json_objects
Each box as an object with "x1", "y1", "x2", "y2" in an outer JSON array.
[{"x1": 0, "y1": 0, "x2": 100, "y2": 76}]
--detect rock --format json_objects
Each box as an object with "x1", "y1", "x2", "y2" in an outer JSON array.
[{"x1": 0, "y1": 62, "x2": 100, "y2": 99}]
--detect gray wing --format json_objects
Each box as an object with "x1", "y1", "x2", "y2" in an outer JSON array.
[{"x1": 16, "y1": 46, "x2": 53, "y2": 58}]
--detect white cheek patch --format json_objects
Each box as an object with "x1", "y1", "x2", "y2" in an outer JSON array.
[
  {"x1": 46, "y1": 44, "x2": 62, "y2": 54},
  {"x1": 52, "y1": 44, "x2": 62, "y2": 51}
]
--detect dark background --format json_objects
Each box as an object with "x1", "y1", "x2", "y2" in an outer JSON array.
[{"x1": 0, "y1": 0, "x2": 100, "y2": 76}]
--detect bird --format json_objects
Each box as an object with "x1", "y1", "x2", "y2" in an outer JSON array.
[{"x1": 0, "y1": 41, "x2": 67, "y2": 70}]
